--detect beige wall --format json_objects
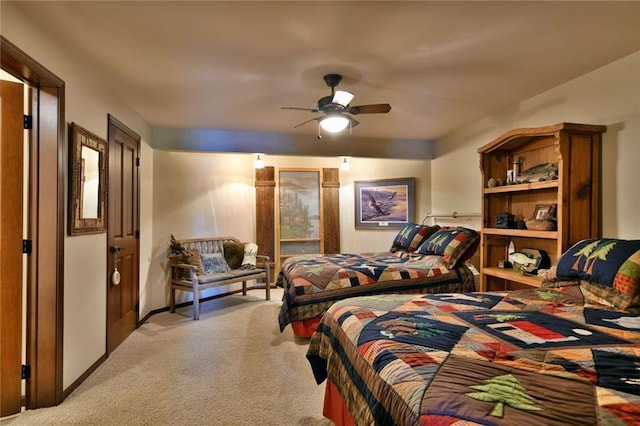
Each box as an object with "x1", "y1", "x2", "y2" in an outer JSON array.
[
  {"x1": 150, "y1": 152, "x2": 431, "y2": 307},
  {"x1": 432, "y1": 51, "x2": 640, "y2": 240}
]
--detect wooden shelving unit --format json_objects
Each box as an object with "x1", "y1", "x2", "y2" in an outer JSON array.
[{"x1": 478, "y1": 123, "x2": 606, "y2": 291}]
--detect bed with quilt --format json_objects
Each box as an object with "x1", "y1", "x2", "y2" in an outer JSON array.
[
  {"x1": 277, "y1": 225, "x2": 480, "y2": 338},
  {"x1": 306, "y1": 238, "x2": 640, "y2": 425}
]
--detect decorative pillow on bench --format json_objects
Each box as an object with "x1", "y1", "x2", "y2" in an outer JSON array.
[
  {"x1": 223, "y1": 241, "x2": 245, "y2": 269},
  {"x1": 241, "y1": 243, "x2": 258, "y2": 270},
  {"x1": 201, "y1": 253, "x2": 231, "y2": 275},
  {"x1": 168, "y1": 247, "x2": 204, "y2": 275}
]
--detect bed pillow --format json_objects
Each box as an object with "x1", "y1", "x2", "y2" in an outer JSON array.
[
  {"x1": 416, "y1": 226, "x2": 480, "y2": 268},
  {"x1": 223, "y1": 241, "x2": 245, "y2": 269},
  {"x1": 459, "y1": 236, "x2": 481, "y2": 264},
  {"x1": 241, "y1": 243, "x2": 258, "y2": 269},
  {"x1": 556, "y1": 238, "x2": 640, "y2": 310},
  {"x1": 390, "y1": 223, "x2": 440, "y2": 253},
  {"x1": 201, "y1": 252, "x2": 231, "y2": 275}
]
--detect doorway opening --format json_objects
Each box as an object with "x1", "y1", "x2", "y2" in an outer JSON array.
[{"x1": 1, "y1": 35, "x2": 65, "y2": 414}]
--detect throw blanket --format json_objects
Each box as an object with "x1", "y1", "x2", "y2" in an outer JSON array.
[{"x1": 307, "y1": 284, "x2": 640, "y2": 425}]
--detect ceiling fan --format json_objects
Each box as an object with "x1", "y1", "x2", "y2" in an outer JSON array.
[{"x1": 281, "y1": 74, "x2": 391, "y2": 135}]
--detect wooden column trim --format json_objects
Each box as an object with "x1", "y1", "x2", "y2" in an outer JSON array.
[
  {"x1": 255, "y1": 167, "x2": 275, "y2": 282},
  {"x1": 322, "y1": 168, "x2": 340, "y2": 254}
]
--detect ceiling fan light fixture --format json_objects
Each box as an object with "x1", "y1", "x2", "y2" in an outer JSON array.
[
  {"x1": 320, "y1": 114, "x2": 350, "y2": 133},
  {"x1": 332, "y1": 90, "x2": 355, "y2": 107}
]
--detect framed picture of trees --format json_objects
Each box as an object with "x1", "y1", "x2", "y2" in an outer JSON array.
[{"x1": 277, "y1": 169, "x2": 322, "y2": 261}]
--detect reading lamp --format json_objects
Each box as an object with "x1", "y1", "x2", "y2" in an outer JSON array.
[
  {"x1": 254, "y1": 154, "x2": 264, "y2": 169},
  {"x1": 340, "y1": 157, "x2": 350, "y2": 171}
]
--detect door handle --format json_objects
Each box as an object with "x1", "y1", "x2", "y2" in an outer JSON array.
[{"x1": 110, "y1": 246, "x2": 121, "y2": 254}]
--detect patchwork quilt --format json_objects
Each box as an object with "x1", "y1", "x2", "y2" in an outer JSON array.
[
  {"x1": 277, "y1": 252, "x2": 476, "y2": 332},
  {"x1": 307, "y1": 284, "x2": 640, "y2": 425}
]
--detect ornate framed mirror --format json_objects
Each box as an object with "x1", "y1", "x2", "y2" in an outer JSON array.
[{"x1": 68, "y1": 123, "x2": 108, "y2": 235}]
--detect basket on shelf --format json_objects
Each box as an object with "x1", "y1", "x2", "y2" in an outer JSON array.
[{"x1": 524, "y1": 219, "x2": 557, "y2": 231}]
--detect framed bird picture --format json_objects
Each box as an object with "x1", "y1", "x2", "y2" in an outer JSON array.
[{"x1": 354, "y1": 177, "x2": 415, "y2": 230}]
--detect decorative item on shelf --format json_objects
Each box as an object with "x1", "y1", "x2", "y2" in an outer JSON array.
[
  {"x1": 509, "y1": 248, "x2": 550, "y2": 275},
  {"x1": 506, "y1": 169, "x2": 515, "y2": 185},
  {"x1": 525, "y1": 203, "x2": 558, "y2": 231},
  {"x1": 533, "y1": 203, "x2": 557, "y2": 220},
  {"x1": 487, "y1": 177, "x2": 503, "y2": 188},
  {"x1": 495, "y1": 212, "x2": 515, "y2": 229},
  {"x1": 512, "y1": 158, "x2": 520, "y2": 180},
  {"x1": 516, "y1": 215, "x2": 527, "y2": 229},
  {"x1": 524, "y1": 219, "x2": 557, "y2": 231},
  {"x1": 497, "y1": 260, "x2": 512, "y2": 268},
  {"x1": 515, "y1": 162, "x2": 558, "y2": 184}
]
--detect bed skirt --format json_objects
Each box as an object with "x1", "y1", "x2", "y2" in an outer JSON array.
[
  {"x1": 323, "y1": 379, "x2": 356, "y2": 426},
  {"x1": 291, "y1": 316, "x2": 322, "y2": 338}
]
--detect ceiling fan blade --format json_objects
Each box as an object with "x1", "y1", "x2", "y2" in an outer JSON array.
[
  {"x1": 348, "y1": 103, "x2": 392, "y2": 115},
  {"x1": 281, "y1": 106, "x2": 319, "y2": 112},
  {"x1": 293, "y1": 117, "x2": 320, "y2": 128},
  {"x1": 349, "y1": 117, "x2": 360, "y2": 128}
]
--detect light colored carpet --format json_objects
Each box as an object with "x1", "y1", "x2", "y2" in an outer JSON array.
[{"x1": 4, "y1": 288, "x2": 332, "y2": 425}]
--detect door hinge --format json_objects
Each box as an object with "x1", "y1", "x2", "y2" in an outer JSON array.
[
  {"x1": 24, "y1": 115, "x2": 33, "y2": 129},
  {"x1": 135, "y1": 230, "x2": 140, "y2": 239},
  {"x1": 23, "y1": 239, "x2": 32, "y2": 254},
  {"x1": 22, "y1": 364, "x2": 31, "y2": 380},
  {"x1": 136, "y1": 157, "x2": 140, "y2": 167}
]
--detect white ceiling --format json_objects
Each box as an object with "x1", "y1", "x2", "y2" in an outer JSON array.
[{"x1": 10, "y1": 1, "x2": 640, "y2": 147}]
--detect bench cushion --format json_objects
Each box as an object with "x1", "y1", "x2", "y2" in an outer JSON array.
[
  {"x1": 197, "y1": 272, "x2": 236, "y2": 284},
  {"x1": 196, "y1": 268, "x2": 266, "y2": 284},
  {"x1": 229, "y1": 268, "x2": 266, "y2": 278}
]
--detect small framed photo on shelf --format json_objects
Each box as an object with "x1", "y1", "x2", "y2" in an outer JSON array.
[
  {"x1": 532, "y1": 203, "x2": 557, "y2": 220},
  {"x1": 506, "y1": 169, "x2": 515, "y2": 184}
]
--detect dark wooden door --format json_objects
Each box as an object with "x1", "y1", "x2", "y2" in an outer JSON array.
[
  {"x1": 0, "y1": 80, "x2": 25, "y2": 417},
  {"x1": 106, "y1": 115, "x2": 140, "y2": 354}
]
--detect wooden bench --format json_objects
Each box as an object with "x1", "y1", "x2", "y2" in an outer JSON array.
[{"x1": 169, "y1": 236, "x2": 270, "y2": 320}]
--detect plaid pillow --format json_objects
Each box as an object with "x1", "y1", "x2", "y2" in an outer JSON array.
[
  {"x1": 416, "y1": 227, "x2": 480, "y2": 268},
  {"x1": 557, "y1": 238, "x2": 640, "y2": 310},
  {"x1": 390, "y1": 224, "x2": 440, "y2": 253}
]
